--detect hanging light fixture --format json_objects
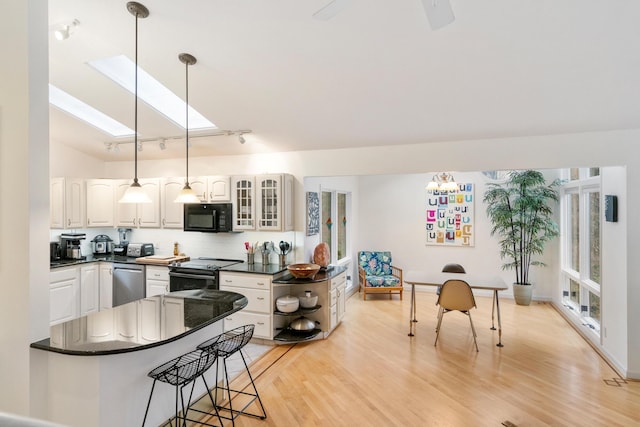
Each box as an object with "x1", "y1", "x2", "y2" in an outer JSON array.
[
  {"x1": 174, "y1": 53, "x2": 201, "y2": 203},
  {"x1": 120, "y1": 2, "x2": 152, "y2": 203},
  {"x1": 426, "y1": 172, "x2": 458, "y2": 192}
]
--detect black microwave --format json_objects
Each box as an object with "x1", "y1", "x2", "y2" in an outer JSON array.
[{"x1": 184, "y1": 203, "x2": 233, "y2": 232}]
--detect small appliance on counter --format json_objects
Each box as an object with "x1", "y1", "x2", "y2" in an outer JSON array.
[
  {"x1": 113, "y1": 228, "x2": 132, "y2": 256},
  {"x1": 50, "y1": 241, "x2": 61, "y2": 261},
  {"x1": 60, "y1": 233, "x2": 86, "y2": 260},
  {"x1": 90, "y1": 234, "x2": 114, "y2": 255},
  {"x1": 126, "y1": 243, "x2": 155, "y2": 257}
]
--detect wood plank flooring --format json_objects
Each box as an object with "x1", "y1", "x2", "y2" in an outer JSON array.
[{"x1": 190, "y1": 291, "x2": 640, "y2": 427}]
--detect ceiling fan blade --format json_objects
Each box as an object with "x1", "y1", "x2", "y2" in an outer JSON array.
[
  {"x1": 421, "y1": 0, "x2": 455, "y2": 30},
  {"x1": 313, "y1": 0, "x2": 352, "y2": 21}
]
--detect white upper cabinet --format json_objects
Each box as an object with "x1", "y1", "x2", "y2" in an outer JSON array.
[
  {"x1": 189, "y1": 176, "x2": 208, "y2": 202},
  {"x1": 86, "y1": 179, "x2": 114, "y2": 227},
  {"x1": 231, "y1": 175, "x2": 256, "y2": 230},
  {"x1": 115, "y1": 178, "x2": 161, "y2": 228},
  {"x1": 232, "y1": 174, "x2": 294, "y2": 231},
  {"x1": 160, "y1": 178, "x2": 185, "y2": 229},
  {"x1": 50, "y1": 178, "x2": 85, "y2": 229},
  {"x1": 207, "y1": 176, "x2": 231, "y2": 202},
  {"x1": 256, "y1": 174, "x2": 294, "y2": 231}
]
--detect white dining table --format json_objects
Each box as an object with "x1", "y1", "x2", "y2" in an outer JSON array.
[{"x1": 404, "y1": 271, "x2": 508, "y2": 347}]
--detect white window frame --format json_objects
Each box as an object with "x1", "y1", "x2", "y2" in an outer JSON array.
[
  {"x1": 560, "y1": 169, "x2": 601, "y2": 335},
  {"x1": 320, "y1": 188, "x2": 353, "y2": 272}
]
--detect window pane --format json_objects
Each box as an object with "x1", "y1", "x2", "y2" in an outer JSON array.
[
  {"x1": 569, "y1": 193, "x2": 580, "y2": 272},
  {"x1": 589, "y1": 167, "x2": 600, "y2": 177},
  {"x1": 337, "y1": 193, "x2": 346, "y2": 260},
  {"x1": 589, "y1": 292, "x2": 601, "y2": 323},
  {"x1": 570, "y1": 168, "x2": 580, "y2": 180},
  {"x1": 321, "y1": 191, "x2": 332, "y2": 250},
  {"x1": 570, "y1": 279, "x2": 580, "y2": 304},
  {"x1": 589, "y1": 192, "x2": 601, "y2": 284}
]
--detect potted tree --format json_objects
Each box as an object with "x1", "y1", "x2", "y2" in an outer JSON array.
[{"x1": 483, "y1": 170, "x2": 561, "y2": 305}]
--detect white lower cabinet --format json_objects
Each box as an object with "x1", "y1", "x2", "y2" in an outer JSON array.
[
  {"x1": 330, "y1": 271, "x2": 347, "y2": 333},
  {"x1": 146, "y1": 266, "x2": 170, "y2": 297},
  {"x1": 162, "y1": 296, "x2": 186, "y2": 339},
  {"x1": 80, "y1": 264, "x2": 99, "y2": 316},
  {"x1": 99, "y1": 263, "x2": 113, "y2": 310},
  {"x1": 49, "y1": 266, "x2": 80, "y2": 326},
  {"x1": 219, "y1": 272, "x2": 272, "y2": 339},
  {"x1": 139, "y1": 297, "x2": 161, "y2": 344}
]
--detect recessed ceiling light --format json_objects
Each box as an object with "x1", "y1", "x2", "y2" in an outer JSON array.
[
  {"x1": 49, "y1": 84, "x2": 134, "y2": 137},
  {"x1": 88, "y1": 55, "x2": 217, "y2": 131}
]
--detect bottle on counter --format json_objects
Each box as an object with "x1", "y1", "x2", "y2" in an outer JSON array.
[{"x1": 173, "y1": 242, "x2": 179, "y2": 256}]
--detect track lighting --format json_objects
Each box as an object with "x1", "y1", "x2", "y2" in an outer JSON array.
[
  {"x1": 238, "y1": 134, "x2": 246, "y2": 144},
  {"x1": 137, "y1": 142, "x2": 143, "y2": 152},
  {"x1": 159, "y1": 139, "x2": 167, "y2": 150},
  {"x1": 54, "y1": 19, "x2": 79, "y2": 41}
]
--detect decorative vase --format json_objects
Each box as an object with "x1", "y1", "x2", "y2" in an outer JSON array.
[
  {"x1": 313, "y1": 242, "x2": 330, "y2": 268},
  {"x1": 513, "y1": 283, "x2": 533, "y2": 306}
]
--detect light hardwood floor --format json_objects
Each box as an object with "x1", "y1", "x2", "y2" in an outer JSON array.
[{"x1": 191, "y1": 290, "x2": 640, "y2": 427}]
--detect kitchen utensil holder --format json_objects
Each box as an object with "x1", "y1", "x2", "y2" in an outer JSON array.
[
  {"x1": 278, "y1": 254, "x2": 287, "y2": 267},
  {"x1": 247, "y1": 253, "x2": 255, "y2": 265},
  {"x1": 262, "y1": 252, "x2": 270, "y2": 265}
]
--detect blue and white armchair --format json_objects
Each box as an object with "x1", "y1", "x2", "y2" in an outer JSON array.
[{"x1": 358, "y1": 251, "x2": 403, "y2": 300}]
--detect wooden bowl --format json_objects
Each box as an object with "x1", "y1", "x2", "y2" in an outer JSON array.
[{"x1": 288, "y1": 263, "x2": 321, "y2": 279}]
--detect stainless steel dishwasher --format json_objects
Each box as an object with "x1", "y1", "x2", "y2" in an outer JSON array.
[{"x1": 112, "y1": 263, "x2": 145, "y2": 307}]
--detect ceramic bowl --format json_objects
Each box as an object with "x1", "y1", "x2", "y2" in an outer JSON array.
[
  {"x1": 276, "y1": 295, "x2": 299, "y2": 313},
  {"x1": 299, "y1": 293, "x2": 318, "y2": 308},
  {"x1": 288, "y1": 263, "x2": 321, "y2": 279}
]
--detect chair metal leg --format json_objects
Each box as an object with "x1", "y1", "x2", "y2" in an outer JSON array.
[
  {"x1": 468, "y1": 312, "x2": 479, "y2": 352},
  {"x1": 239, "y1": 351, "x2": 267, "y2": 418},
  {"x1": 141, "y1": 379, "x2": 157, "y2": 427},
  {"x1": 434, "y1": 310, "x2": 445, "y2": 346}
]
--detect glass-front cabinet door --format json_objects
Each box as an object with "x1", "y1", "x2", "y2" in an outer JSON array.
[
  {"x1": 232, "y1": 176, "x2": 255, "y2": 230},
  {"x1": 257, "y1": 175, "x2": 282, "y2": 231}
]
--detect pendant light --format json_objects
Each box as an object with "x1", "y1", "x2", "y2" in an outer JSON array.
[
  {"x1": 174, "y1": 53, "x2": 201, "y2": 203},
  {"x1": 120, "y1": 2, "x2": 152, "y2": 204}
]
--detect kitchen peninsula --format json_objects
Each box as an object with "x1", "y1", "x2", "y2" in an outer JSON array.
[{"x1": 30, "y1": 290, "x2": 247, "y2": 427}]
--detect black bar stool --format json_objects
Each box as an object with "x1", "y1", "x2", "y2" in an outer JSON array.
[
  {"x1": 198, "y1": 325, "x2": 267, "y2": 426},
  {"x1": 142, "y1": 348, "x2": 222, "y2": 427}
]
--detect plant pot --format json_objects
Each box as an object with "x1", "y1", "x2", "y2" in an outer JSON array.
[{"x1": 513, "y1": 283, "x2": 533, "y2": 306}]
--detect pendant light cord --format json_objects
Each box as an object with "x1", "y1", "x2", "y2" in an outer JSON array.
[
  {"x1": 185, "y1": 59, "x2": 190, "y2": 186},
  {"x1": 133, "y1": 9, "x2": 139, "y2": 184}
]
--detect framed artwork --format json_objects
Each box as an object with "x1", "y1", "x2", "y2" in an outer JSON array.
[
  {"x1": 425, "y1": 183, "x2": 474, "y2": 246},
  {"x1": 306, "y1": 191, "x2": 320, "y2": 236}
]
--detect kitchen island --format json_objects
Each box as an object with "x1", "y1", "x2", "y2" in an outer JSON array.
[
  {"x1": 219, "y1": 264, "x2": 347, "y2": 342},
  {"x1": 30, "y1": 289, "x2": 247, "y2": 427}
]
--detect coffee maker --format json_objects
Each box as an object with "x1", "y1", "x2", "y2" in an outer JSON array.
[
  {"x1": 113, "y1": 228, "x2": 132, "y2": 256},
  {"x1": 60, "y1": 233, "x2": 86, "y2": 260}
]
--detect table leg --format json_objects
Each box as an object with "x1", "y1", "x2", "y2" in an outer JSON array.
[
  {"x1": 494, "y1": 290, "x2": 504, "y2": 347},
  {"x1": 408, "y1": 283, "x2": 417, "y2": 336},
  {"x1": 490, "y1": 290, "x2": 497, "y2": 330}
]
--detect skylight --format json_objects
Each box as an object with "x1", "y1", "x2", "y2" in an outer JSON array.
[
  {"x1": 49, "y1": 84, "x2": 134, "y2": 137},
  {"x1": 88, "y1": 55, "x2": 217, "y2": 130}
]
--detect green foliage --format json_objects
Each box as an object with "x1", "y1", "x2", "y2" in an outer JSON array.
[{"x1": 483, "y1": 170, "x2": 560, "y2": 285}]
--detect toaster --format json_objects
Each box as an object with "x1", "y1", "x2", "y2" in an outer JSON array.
[{"x1": 126, "y1": 243, "x2": 155, "y2": 257}]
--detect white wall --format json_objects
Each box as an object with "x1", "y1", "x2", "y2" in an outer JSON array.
[{"x1": 0, "y1": 0, "x2": 50, "y2": 417}]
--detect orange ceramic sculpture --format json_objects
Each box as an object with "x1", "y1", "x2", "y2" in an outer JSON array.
[{"x1": 313, "y1": 242, "x2": 330, "y2": 268}]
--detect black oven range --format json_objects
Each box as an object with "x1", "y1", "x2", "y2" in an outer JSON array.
[{"x1": 168, "y1": 258, "x2": 243, "y2": 292}]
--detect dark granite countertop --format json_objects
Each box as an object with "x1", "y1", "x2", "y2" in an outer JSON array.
[
  {"x1": 273, "y1": 265, "x2": 347, "y2": 284},
  {"x1": 50, "y1": 254, "x2": 139, "y2": 268},
  {"x1": 31, "y1": 289, "x2": 247, "y2": 356}
]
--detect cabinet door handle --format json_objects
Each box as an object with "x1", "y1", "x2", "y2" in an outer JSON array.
[
  {"x1": 257, "y1": 297, "x2": 265, "y2": 300},
  {"x1": 162, "y1": 218, "x2": 166, "y2": 226},
  {"x1": 257, "y1": 322, "x2": 265, "y2": 326},
  {"x1": 225, "y1": 317, "x2": 233, "y2": 321},
  {"x1": 67, "y1": 219, "x2": 71, "y2": 226},
  {"x1": 209, "y1": 191, "x2": 213, "y2": 200},
  {"x1": 133, "y1": 217, "x2": 136, "y2": 226},
  {"x1": 256, "y1": 282, "x2": 265, "y2": 286},
  {"x1": 87, "y1": 218, "x2": 90, "y2": 225}
]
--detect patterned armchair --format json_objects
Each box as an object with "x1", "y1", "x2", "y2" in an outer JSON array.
[{"x1": 358, "y1": 251, "x2": 403, "y2": 300}]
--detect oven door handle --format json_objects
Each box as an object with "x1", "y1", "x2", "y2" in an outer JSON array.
[{"x1": 169, "y1": 272, "x2": 215, "y2": 280}]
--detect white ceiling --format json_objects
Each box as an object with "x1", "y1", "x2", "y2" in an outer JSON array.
[{"x1": 48, "y1": 0, "x2": 640, "y2": 161}]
